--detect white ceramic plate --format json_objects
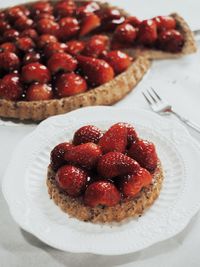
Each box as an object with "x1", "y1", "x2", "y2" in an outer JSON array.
[{"x1": 2, "y1": 106, "x2": 200, "y2": 255}]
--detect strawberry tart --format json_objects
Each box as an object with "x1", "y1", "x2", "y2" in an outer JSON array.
[
  {"x1": 0, "y1": 0, "x2": 196, "y2": 121},
  {"x1": 47, "y1": 122, "x2": 164, "y2": 223}
]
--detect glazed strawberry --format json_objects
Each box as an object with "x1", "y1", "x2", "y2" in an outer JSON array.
[
  {"x1": 102, "y1": 50, "x2": 132, "y2": 74},
  {"x1": 56, "y1": 72, "x2": 87, "y2": 98},
  {"x1": 79, "y1": 13, "x2": 101, "y2": 36},
  {"x1": 26, "y1": 83, "x2": 53, "y2": 101},
  {"x1": 73, "y1": 125, "x2": 102, "y2": 145},
  {"x1": 58, "y1": 17, "x2": 79, "y2": 41},
  {"x1": 65, "y1": 40, "x2": 85, "y2": 55},
  {"x1": 3, "y1": 29, "x2": 19, "y2": 42},
  {"x1": 21, "y1": 29, "x2": 39, "y2": 41},
  {"x1": 55, "y1": 165, "x2": 88, "y2": 197},
  {"x1": 120, "y1": 173, "x2": 143, "y2": 198},
  {"x1": 121, "y1": 122, "x2": 138, "y2": 147},
  {"x1": 37, "y1": 18, "x2": 59, "y2": 35},
  {"x1": 98, "y1": 123, "x2": 128, "y2": 154},
  {"x1": 83, "y1": 35, "x2": 109, "y2": 58},
  {"x1": 35, "y1": 13, "x2": 55, "y2": 21},
  {"x1": 54, "y1": 0, "x2": 76, "y2": 18},
  {"x1": 50, "y1": 142, "x2": 73, "y2": 171},
  {"x1": 65, "y1": 142, "x2": 102, "y2": 170},
  {"x1": 31, "y1": 1, "x2": 53, "y2": 15},
  {"x1": 0, "y1": 52, "x2": 20, "y2": 71},
  {"x1": 16, "y1": 37, "x2": 35, "y2": 52},
  {"x1": 37, "y1": 34, "x2": 58, "y2": 49},
  {"x1": 76, "y1": 1, "x2": 100, "y2": 17},
  {"x1": 0, "y1": 42, "x2": 17, "y2": 53},
  {"x1": 100, "y1": 17, "x2": 125, "y2": 32},
  {"x1": 128, "y1": 139, "x2": 158, "y2": 172},
  {"x1": 23, "y1": 51, "x2": 41, "y2": 65},
  {"x1": 15, "y1": 16, "x2": 34, "y2": 31},
  {"x1": 125, "y1": 16, "x2": 141, "y2": 27},
  {"x1": 22, "y1": 62, "x2": 51, "y2": 83},
  {"x1": 47, "y1": 52, "x2": 77, "y2": 74},
  {"x1": 7, "y1": 5, "x2": 30, "y2": 21},
  {"x1": 84, "y1": 181, "x2": 121, "y2": 207},
  {"x1": 137, "y1": 167, "x2": 152, "y2": 187},
  {"x1": 137, "y1": 19, "x2": 158, "y2": 45},
  {"x1": 97, "y1": 7, "x2": 122, "y2": 21},
  {"x1": 0, "y1": 20, "x2": 10, "y2": 34},
  {"x1": 0, "y1": 74, "x2": 22, "y2": 101},
  {"x1": 154, "y1": 16, "x2": 176, "y2": 32},
  {"x1": 77, "y1": 55, "x2": 114, "y2": 86},
  {"x1": 114, "y1": 23, "x2": 137, "y2": 44},
  {"x1": 157, "y1": 29, "x2": 184, "y2": 53},
  {"x1": 44, "y1": 42, "x2": 67, "y2": 57},
  {"x1": 97, "y1": 152, "x2": 140, "y2": 179}
]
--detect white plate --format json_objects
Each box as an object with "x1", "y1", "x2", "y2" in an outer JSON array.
[{"x1": 2, "y1": 106, "x2": 200, "y2": 255}]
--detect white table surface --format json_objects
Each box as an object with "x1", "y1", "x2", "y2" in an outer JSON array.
[{"x1": 1, "y1": 0, "x2": 200, "y2": 266}]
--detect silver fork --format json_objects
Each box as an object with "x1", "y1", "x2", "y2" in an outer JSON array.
[{"x1": 142, "y1": 88, "x2": 200, "y2": 134}]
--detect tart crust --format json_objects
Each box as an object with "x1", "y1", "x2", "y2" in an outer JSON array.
[{"x1": 46, "y1": 161, "x2": 164, "y2": 223}]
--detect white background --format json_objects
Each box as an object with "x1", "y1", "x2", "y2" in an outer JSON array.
[{"x1": 0, "y1": 0, "x2": 200, "y2": 266}]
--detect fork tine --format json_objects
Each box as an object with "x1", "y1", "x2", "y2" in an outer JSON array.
[
  {"x1": 150, "y1": 87, "x2": 162, "y2": 101},
  {"x1": 142, "y1": 92, "x2": 152, "y2": 106},
  {"x1": 147, "y1": 89, "x2": 157, "y2": 103}
]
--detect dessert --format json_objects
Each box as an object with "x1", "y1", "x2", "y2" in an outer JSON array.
[
  {"x1": 47, "y1": 122, "x2": 164, "y2": 223},
  {"x1": 0, "y1": 1, "x2": 196, "y2": 121}
]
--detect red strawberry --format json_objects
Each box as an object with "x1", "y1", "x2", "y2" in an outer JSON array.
[
  {"x1": 125, "y1": 16, "x2": 141, "y2": 27},
  {"x1": 0, "y1": 74, "x2": 22, "y2": 101},
  {"x1": 54, "y1": 0, "x2": 76, "y2": 18},
  {"x1": 100, "y1": 17, "x2": 125, "y2": 32},
  {"x1": 154, "y1": 16, "x2": 176, "y2": 32},
  {"x1": 116, "y1": 122, "x2": 138, "y2": 147},
  {"x1": 77, "y1": 55, "x2": 114, "y2": 86},
  {"x1": 23, "y1": 51, "x2": 41, "y2": 65},
  {"x1": 128, "y1": 139, "x2": 158, "y2": 172},
  {"x1": 20, "y1": 29, "x2": 39, "y2": 41},
  {"x1": 114, "y1": 23, "x2": 137, "y2": 44},
  {"x1": 157, "y1": 29, "x2": 184, "y2": 53},
  {"x1": 0, "y1": 52, "x2": 20, "y2": 71},
  {"x1": 137, "y1": 167, "x2": 152, "y2": 187},
  {"x1": 55, "y1": 72, "x2": 87, "y2": 98},
  {"x1": 37, "y1": 18, "x2": 59, "y2": 35},
  {"x1": 76, "y1": 1, "x2": 100, "y2": 17},
  {"x1": 97, "y1": 7, "x2": 122, "y2": 21},
  {"x1": 44, "y1": 42, "x2": 67, "y2": 58},
  {"x1": 65, "y1": 40, "x2": 85, "y2": 55},
  {"x1": 65, "y1": 142, "x2": 102, "y2": 170},
  {"x1": 0, "y1": 20, "x2": 11, "y2": 34},
  {"x1": 50, "y1": 142, "x2": 73, "y2": 171},
  {"x1": 16, "y1": 37, "x2": 35, "y2": 52},
  {"x1": 47, "y1": 52, "x2": 77, "y2": 74},
  {"x1": 79, "y1": 13, "x2": 101, "y2": 36},
  {"x1": 137, "y1": 19, "x2": 158, "y2": 45},
  {"x1": 102, "y1": 50, "x2": 132, "y2": 74},
  {"x1": 26, "y1": 83, "x2": 53, "y2": 101},
  {"x1": 35, "y1": 13, "x2": 55, "y2": 21},
  {"x1": 58, "y1": 17, "x2": 79, "y2": 41},
  {"x1": 37, "y1": 34, "x2": 58, "y2": 49},
  {"x1": 7, "y1": 5, "x2": 30, "y2": 20},
  {"x1": 15, "y1": 16, "x2": 34, "y2": 31},
  {"x1": 97, "y1": 152, "x2": 140, "y2": 179},
  {"x1": 0, "y1": 42, "x2": 17, "y2": 53},
  {"x1": 84, "y1": 181, "x2": 121, "y2": 207},
  {"x1": 98, "y1": 123, "x2": 128, "y2": 154},
  {"x1": 31, "y1": 1, "x2": 53, "y2": 16},
  {"x1": 22, "y1": 62, "x2": 51, "y2": 84},
  {"x1": 83, "y1": 35, "x2": 109, "y2": 58},
  {"x1": 73, "y1": 125, "x2": 102, "y2": 145},
  {"x1": 56, "y1": 165, "x2": 88, "y2": 197},
  {"x1": 120, "y1": 172, "x2": 143, "y2": 198},
  {"x1": 3, "y1": 29, "x2": 20, "y2": 42}
]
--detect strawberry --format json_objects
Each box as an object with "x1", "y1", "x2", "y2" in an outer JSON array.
[
  {"x1": 79, "y1": 13, "x2": 101, "y2": 36},
  {"x1": 15, "y1": 16, "x2": 34, "y2": 31},
  {"x1": 116, "y1": 122, "x2": 138, "y2": 147},
  {"x1": 54, "y1": 0, "x2": 76, "y2": 18},
  {"x1": 76, "y1": 2, "x2": 100, "y2": 17},
  {"x1": 120, "y1": 172, "x2": 143, "y2": 198},
  {"x1": 26, "y1": 83, "x2": 53, "y2": 101},
  {"x1": 0, "y1": 20, "x2": 11, "y2": 34},
  {"x1": 98, "y1": 123, "x2": 128, "y2": 154},
  {"x1": 3, "y1": 29, "x2": 19, "y2": 42},
  {"x1": 114, "y1": 23, "x2": 137, "y2": 44},
  {"x1": 0, "y1": 42, "x2": 17, "y2": 53},
  {"x1": 65, "y1": 40, "x2": 85, "y2": 55},
  {"x1": 47, "y1": 52, "x2": 78, "y2": 74},
  {"x1": 22, "y1": 62, "x2": 51, "y2": 84},
  {"x1": 83, "y1": 35, "x2": 109, "y2": 58},
  {"x1": 58, "y1": 17, "x2": 79, "y2": 41},
  {"x1": 102, "y1": 50, "x2": 132, "y2": 74},
  {"x1": 157, "y1": 29, "x2": 184, "y2": 53},
  {"x1": 128, "y1": 139, "x2": 158, "y2": 172},
  {"x1": 65, "y1": 142, "x2": 102, "y2": 170},
  {"x1": 97, "y1": 152, "x2": 140, "y2": 179},
  {"x1": 154, "y1": 16, "x2": 176, "y2": 32},
  {"x1": 35, "y1": 13, "x2": 55, "y2": 21},
  {"x1": 16, "y1": 37, "x2": 35, "y2": 52},
  {"x1": 84, "y1": 181, "x2": 121, "y2": 207},
  {"x1": 55, "y1": 165, "x2": 88, "y2": 197},
  {"x1": 7, "y1": 5, "x2": 30, "y2": 21},
  {"x1": 36, "y1": 18, "x2": 59, "y2": 35},
  {"x1": 125, "y1": 16, "x2": 141, "y2": 27},
  {"x1": 0, "y1": 52, "x2": 20, "y2": 72},
  {"x1": 137, "y1": 167, "x2": 152, "y2": 187},
  {"x1": 31, "y1": 1, "x2": 53, "y2": 16},
  {"x1": 97, "y1": 7, "x2": 122, "y2": 22},
  {"x1": 37, "y1": 34, "x2": 58, "y2": 49},
  {"x1": 55, "y1": 72, "x2": 87, "y2": 98},
  {"x1": 50, "y1": 142, "x2": 73, "y2": 171},
  {"x1": 99, "y1": 17, "x2": 125, "y2": 32},
  {"x1": 137, "y1": 19, "x2": 158, "y2": 45},
  {"x1": 77, "y1": 55, "x2": 114, "y2": 86},
  {"x1": 43, "y1": 42, "x2": 67, "y2": 58},
  {"x1": 23, "y1": 51, "x2": 41, "y2": 65},
  {"x1": 0, "y1": 74, "x2": 22, "y2": 101},
  {"x1": 73, "y1": 125, "x2": 102, "y2": 145},
  {"x1": 20, "y1": 29, "x2": 39, "y2": 41}
]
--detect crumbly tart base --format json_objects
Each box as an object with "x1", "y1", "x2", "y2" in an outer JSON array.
[
  {"x1": 0, "y1": 56, "x2": 150, "y2": 121},
  {"x1": 46, "y1": 162, "x2": 164, "y2": 223}
]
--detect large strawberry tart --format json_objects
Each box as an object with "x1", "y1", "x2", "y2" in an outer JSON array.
[{"x1": 47, "y1": 122, "x2": 164, "y2": 223}]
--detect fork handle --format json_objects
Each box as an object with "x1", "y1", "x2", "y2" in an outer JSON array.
[{"x1": 171, "y1": 110, "x2": 200, "y2": 134}]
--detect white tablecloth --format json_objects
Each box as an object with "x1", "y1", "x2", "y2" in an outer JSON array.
[{"x1": 1, "y1": 0, "x2": 200, "y2": 266}]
